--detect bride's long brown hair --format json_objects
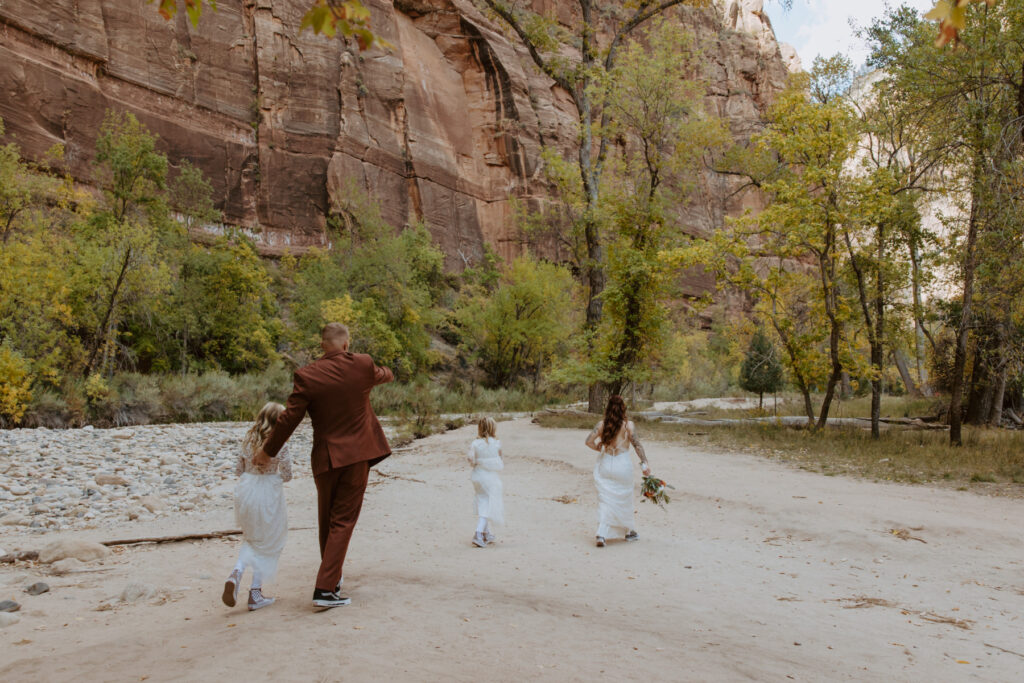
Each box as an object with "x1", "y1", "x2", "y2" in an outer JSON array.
[
  {"x1": 243, "y1": 402, "x2": 284, "y2": 454},
  {"x1": 600, "y1": 395, "x2": 627, "y2": 448}
]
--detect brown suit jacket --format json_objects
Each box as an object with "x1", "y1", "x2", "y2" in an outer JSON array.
[{"x1": 263, "y1": 350, "x2": 394, "y2": 477}]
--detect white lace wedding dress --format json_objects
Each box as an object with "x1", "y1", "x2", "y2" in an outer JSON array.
[
  {"x1": 594, "y1": 444, "x2": 635, "y2": 537},
  {"x1": 234, "y1": 444, "x2": 292, "y2": 582}
]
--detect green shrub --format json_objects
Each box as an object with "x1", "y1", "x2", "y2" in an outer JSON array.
[
  {"x1": 23, "y1": 388, "x2": 71, "y2": 428},
  {"x1": 159, "y1": 374, "x2": 201, "y2": 422},
  {"x1": 0, "y1": 343, "x2": 33, "y2": 426}
]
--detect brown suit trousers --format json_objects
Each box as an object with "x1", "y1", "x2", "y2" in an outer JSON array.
[{"x1": 314, "y1": 460, "x2": 369, "y2": 591}]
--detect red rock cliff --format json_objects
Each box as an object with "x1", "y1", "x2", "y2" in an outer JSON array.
[{"x1": 0, "y1": 0, "x2": 792, "y2": 274}]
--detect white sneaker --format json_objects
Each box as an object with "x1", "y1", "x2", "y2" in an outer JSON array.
[
  {"x1": 222, "y1": 571, "x2": 241, "y2": 607},
  {"x1": 472, "y1": 532, "x2": 487, "y2": 547},
  {"x1": 484, "y1": 531, "x2": 496, "y2": 543},
  {"x1": 248, "y1": 588, "x2": 275, "y2": 611},
  {"x1": 625, "y1": 530, "x2": 639, "y2": 542}
]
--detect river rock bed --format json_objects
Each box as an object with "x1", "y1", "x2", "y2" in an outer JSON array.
[{"x1": 0, "y1": 422, "x2": 315, "y2": 535}]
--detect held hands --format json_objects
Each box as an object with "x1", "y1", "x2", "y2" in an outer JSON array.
[{"x1": 253, "y1": 448, "x2": 272, "y2": 467}]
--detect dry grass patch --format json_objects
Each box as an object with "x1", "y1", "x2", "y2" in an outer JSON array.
[{"x1": 533, "y1": 412, "x2": 1024, "y2": 492}]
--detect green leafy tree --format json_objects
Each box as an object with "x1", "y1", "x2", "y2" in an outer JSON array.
[
  {"x1": 79, "y1": 111, "x2": 176, "y2": 376},
  {"x1": 667, "y1": 57, "x2": 864, "y2": 428},
  {"x1": 150, "y1": 0, "x2": 385, "y2": 49},
  {"x1": 476, "y1": 0, "x2": 698, "y2": 410},
  {"x1": 169, "y1": 160, "x2": 222, "y2": 230},
  {"x1": 739, "y1": 329, "x2": 784, "y2": 409},
  {"x1": 157, "y1": 237, "x2": 281, "y2": 374},
  {"x1": 284, "y1": 183, "x2": 447, "y2": 378},
  {"x1": 867, "y1": 1, "x2": 1024, "y2": 444},
  {"x1": 594, "y1": 21, "x2": 726, "y2": 396},
  {"x1": 0, "y1": 119, "x2": 90, "y2": 384},
  {"x1": 746, "y1": 58, "x2": 861, "y2": 429},
  {"x1": 454, "y1": 256, "x2": 576, "y2": 388}
]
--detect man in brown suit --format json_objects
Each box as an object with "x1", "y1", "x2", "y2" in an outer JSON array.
[{"x1": 255, "y1": 323, "x2": 394, "y2": 609}]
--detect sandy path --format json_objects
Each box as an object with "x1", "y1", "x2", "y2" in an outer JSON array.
[{"x1": 2, "y1": 418, "x2": 1023, "y2": 681}]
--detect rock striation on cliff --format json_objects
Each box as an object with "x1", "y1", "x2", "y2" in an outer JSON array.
[{"x1": 0, "y1": 0, "x2": 793, "y2": 276}]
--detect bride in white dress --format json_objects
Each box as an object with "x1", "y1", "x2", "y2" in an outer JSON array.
[{"x1": 585, "y1": 395, "x2": 650, "y2": 547}]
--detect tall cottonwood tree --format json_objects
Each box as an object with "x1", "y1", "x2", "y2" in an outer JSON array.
[
  {"x1": 867, "y1": 2, "x2": 1024, "y2": 444},
  {"x1": 591, "y1": 20, "x2": 724, "y2": 396},
  {"x1": 475, "y1": 0, "x2": 697, "y2": 410},
  {"x1": 81, "y1": 112, "x2": 175, "y2": 377},
  {"x1": 843, "y1": 72, "x2": 949, "y2": 437},
  {"x1": 745, "y1": 57, "x2": 861, "y2": 430}
]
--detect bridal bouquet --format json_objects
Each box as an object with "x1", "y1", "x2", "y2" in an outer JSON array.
[{"x1": 641, "y1": 474, "x2": 675, "y2": 509}]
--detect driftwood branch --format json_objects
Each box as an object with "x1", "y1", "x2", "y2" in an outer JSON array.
[
  {"x1": 101, "y1": 527, "x2": 314, "y2": 547},
  {"x1": 0, "y1": 550, "x2": 39, "y2": 564},
  {"x1": 101, "y1": 530, "x2": 244, "y2": 546},
  {"x1": 1, "y1": 527, "x2": 316, "y2": 561},
  {"x1": 984, "y1": 642, "x2": 1024, "y2": 659}
]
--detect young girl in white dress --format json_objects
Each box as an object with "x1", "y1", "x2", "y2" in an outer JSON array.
[
  {"x1": 222, "y1": 402, "x2": 292, "y2": 611},
  {"x1": 585, "y1": 395, "x2": 650, "y2": 547},
  {"x1": 467, "y1": 417, "x2": 504, "y2": 547}
]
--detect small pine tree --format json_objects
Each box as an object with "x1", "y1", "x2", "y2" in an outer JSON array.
[{"x1": 740, "y1": 329, "x2": 784, "y2": 409}]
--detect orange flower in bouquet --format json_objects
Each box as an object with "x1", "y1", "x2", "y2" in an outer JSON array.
[{"x1": 641, "y1": 474, "x2": 675, "y2": 509}]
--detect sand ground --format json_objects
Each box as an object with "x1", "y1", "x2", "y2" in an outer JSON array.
[{"x1": 2, "y1": 418, "x2": 1023, "y2": 681}]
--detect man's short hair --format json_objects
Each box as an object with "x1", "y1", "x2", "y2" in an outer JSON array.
[{"x1": 322, "y1": 322, "x2": 350, "y2": 346}]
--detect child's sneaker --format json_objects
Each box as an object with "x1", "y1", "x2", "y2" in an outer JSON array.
[
  {"x1": 248, "y1": 588, "x2": 275, "y2": 611},
  {"x1": 472, "y1": 532, "x2": 487, "y2": 547},
  {"x1": 625, "y1": 530, "x2": 639, "y2": 542},
  {"x1": 595, "y1": 536, "x2": 606, "y2": 547},
  {"x1": 484, "y1": 531, "x2": 496, "y2": 543},
  {"x1": 222, "y1": 570, "x2": 241, "y2": 607}
]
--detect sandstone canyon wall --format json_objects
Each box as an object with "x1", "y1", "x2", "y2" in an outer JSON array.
[{"x1": 0, "y1": 0, "x2": 794, "y2": 284}]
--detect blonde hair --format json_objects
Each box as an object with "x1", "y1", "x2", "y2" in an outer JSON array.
[
  {"x1": 243, "y1": 402, "x2": 285, "y2": 454},
  {"x1": 477, "y1": 416, "x2": 497, "y2": 439}
]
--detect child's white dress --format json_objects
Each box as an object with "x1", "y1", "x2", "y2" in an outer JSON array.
[
  {"x1": 234, "y1": 444, "x2": 292, "y2": 582},
  {"x1": 468, "y1": 437, "x2": 504, "y2": 526}
]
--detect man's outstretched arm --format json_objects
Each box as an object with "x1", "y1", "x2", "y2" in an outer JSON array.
[
  {"x1": 256, "y1": 372, "x2": 309, "y2": 465},
  {"x1": 373, "y1": 363, "x2": 394, "y2": 386}
]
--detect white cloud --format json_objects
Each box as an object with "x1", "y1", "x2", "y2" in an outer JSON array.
[{"x1": 763, "y1": 0, "x2": 935, "y2": 68}]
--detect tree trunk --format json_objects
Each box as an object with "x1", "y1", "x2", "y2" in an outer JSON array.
[
  {"x1": 85, "y1": 245, "x2": 132, "y2": 376},
  {"x1": 815, "y1": 241, "x2": 843, "y2": 431},
  {"x1": 588, "y1": 383, "x2": 607, "y2": 415},
  {"x1": 893, "y1": 348, "x2": 922, "y2": 397},
  {"x1": 988, "y1": 316, "x2": 1010, "y2": 427},
  {"x1": 948, "y1": 175, "x2": 983, "y2": 446},
  {"x1": 909, "y1": 238, "x2": 933, "y2": 396},
  {"x1": 964, "y1": 340, "x2": 989, "y2": 425},
  {"x1": 840, "y1": 371, "x2": 853, "y2": 400}
]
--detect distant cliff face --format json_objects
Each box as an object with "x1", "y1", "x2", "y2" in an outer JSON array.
[{"x1": 0, "y1": 0, "x2": 793, "y2": 281}]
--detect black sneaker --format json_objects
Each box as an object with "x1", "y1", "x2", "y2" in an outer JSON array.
[{"x1": 313, "y1": 589, "x2": 351, "y2": 609}]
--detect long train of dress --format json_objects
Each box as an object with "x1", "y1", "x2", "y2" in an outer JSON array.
[{"x1": 594, "y1": 448, "x2": 634, "y2": 536}]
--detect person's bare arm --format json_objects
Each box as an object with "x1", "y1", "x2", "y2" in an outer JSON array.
[
  {"x1": 255, "y1": 373, "x2": 309, "y2": 466},
  {"x1": 585, "y1": 421, "x2": 603, "y2": 452},
  {"x1": 628, "y1": 421, "x2": 651, "y2": 474}
]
